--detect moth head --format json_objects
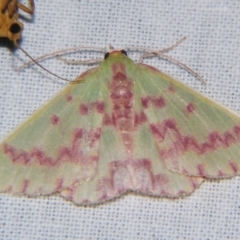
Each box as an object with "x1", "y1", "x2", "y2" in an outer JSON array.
[{"x1": 104, "y1": 49, "x2": 127, "y2": 59}]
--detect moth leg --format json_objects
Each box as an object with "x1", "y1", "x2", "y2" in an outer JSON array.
[{"x1": 18, "y1": 0, "x2": 35, "y2": 15}]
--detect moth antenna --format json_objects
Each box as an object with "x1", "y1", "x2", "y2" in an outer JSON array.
[
  {"x1": 156, "y1": 36, "x2": 186, "y2": 54},
  {"x1": 125, "y1": 37, "x2": 205, "y2": 85},
  {"x1": 56, "y1": 56, "x2": 102, "y2": 65},
  {"x1": 16, "y1": 42, "x2": 75, "y2": 82},
  {"x1": 109, "y1": 44, "x2": 115, "y2": 51},
  {"x1": 140, "y1": 51, "x2": 206, "y2": 85},
  {"x1": 19, "y1": 46, "x2": 106, "y2": 71},
  {"x1": 124, "y1": 37, "x2": 186, "y2": 54}
]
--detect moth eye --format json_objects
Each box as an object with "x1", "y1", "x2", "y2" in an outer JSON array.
[
  {"x1": 9, "y1": 23, "x2": 21, "y2": 34},
  {"x1": 104, "y1": 52, "x2": 110, "y2": 59},
  {"x1": 121, "y1": 50, "x2": 127, "y2": 56}
]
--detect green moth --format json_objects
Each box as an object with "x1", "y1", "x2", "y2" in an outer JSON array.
[{"x1": 0, "y1": 49, "x2": 240, "y2": 205}]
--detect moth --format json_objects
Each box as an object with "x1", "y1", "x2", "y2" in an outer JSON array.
[
  {"x1": 0, "y1": 49, "x2": 239, "y2": 205},
  {"x1": 0, "y1": 0, "x2": 34, "y2": 44}
]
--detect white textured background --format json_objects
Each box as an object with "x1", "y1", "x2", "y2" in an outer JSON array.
[{"x1": 1, "y1": 0, "x2": 240, "y2": 239}]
